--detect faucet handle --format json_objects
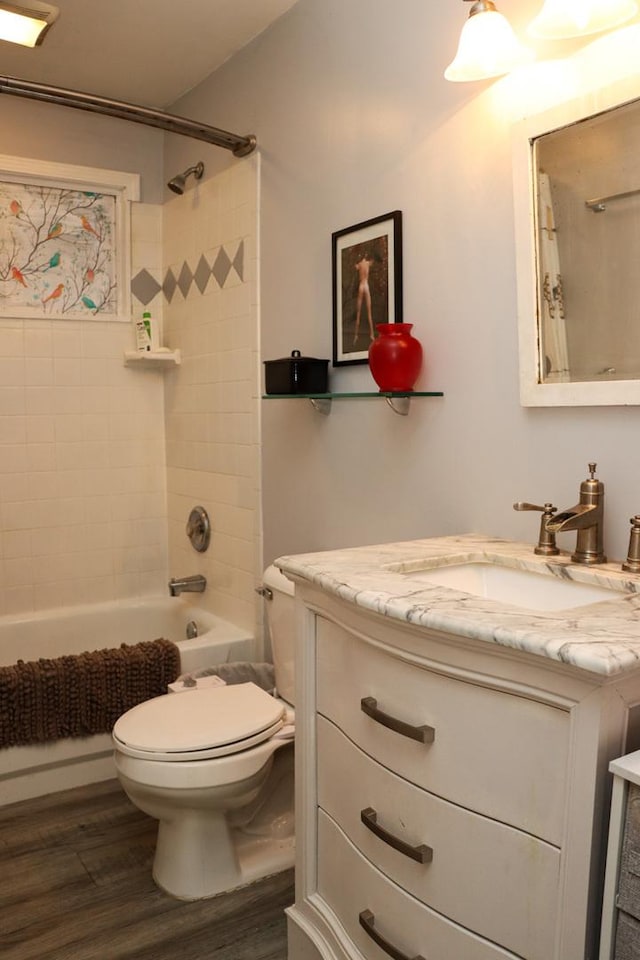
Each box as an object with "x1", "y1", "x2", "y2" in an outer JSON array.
[
  {"x1": 513, "y1": 502, "x2": 560, "y2": 556},
  {"x1": 622, "y1": 516, "x2": 640, "y2": 574}
]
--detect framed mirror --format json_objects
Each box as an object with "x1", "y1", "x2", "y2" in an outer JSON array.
[{"x1": 512, "y1": 75, "x2": 640, "y2": 405}]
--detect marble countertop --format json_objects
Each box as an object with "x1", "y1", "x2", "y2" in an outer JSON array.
[{"x1": 275, "y1": 534, "x2": 640, "y2": 678}]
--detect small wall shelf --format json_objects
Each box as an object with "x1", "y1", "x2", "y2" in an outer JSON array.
[
  {"x1": 124, "y1": 349, "x2": 181, "y2": 368},
  {"x1": 262, "y1": 390, "x2": 443, "y2": 416}
]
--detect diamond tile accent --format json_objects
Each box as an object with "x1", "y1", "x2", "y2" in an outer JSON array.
[
  {"x1": 162, "y1": 267, "x2": 177, "y2": 303},
  {"x1": 232, "y1": 240, "x2": 244, "y2": 282},
  {"x1": 193, "y1": 254, "x2": 212, "y2": 294},
  {"x1": 177, "y1": 261, "x2": 193, "y2": 299},
  {"x1": 212, "y1": 247, "x2": 232, "y2": 288},
  {"x1": 131, "y1": 268, "x2": 162, "y2": 305},
  {"x1": 159, "y1": 242, "x2": 247, "y2": 304}
]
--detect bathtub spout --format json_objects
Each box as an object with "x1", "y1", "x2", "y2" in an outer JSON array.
[{"x1": 169, "y1": 575, "x2": 207, "y2": 597}]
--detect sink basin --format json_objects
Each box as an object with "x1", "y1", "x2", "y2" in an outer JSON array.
[{"x1": 395, "y1": 561, "x2": 624, "y2": 612}]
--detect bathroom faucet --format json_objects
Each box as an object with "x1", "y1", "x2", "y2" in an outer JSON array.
[
  {"x1": 545, "y1": 463, "x2": 606, "y2": 565},
  {"x1": 168, "y1": 574, "x2": 207, "y2": 597}
]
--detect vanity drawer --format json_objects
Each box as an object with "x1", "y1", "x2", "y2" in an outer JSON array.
[
  {"x1": 614, "y1": 911, "x2": 640, "y2": 960},
  {"x1": 617, "y1": 783, "x2": 640, "y2": 922},
  {"x1": 316, "y1": 616, "x2": 569, "y2": 843},
  {"x1": 317, "y1": 716, "x2": 559, "y2": 960},
  {"x1": 317, "y1": 808, "x2": 520, "y2": 960}
]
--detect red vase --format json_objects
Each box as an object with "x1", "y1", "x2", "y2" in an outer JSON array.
[{"x1": 368, "y1": 323, "x2": 423, "y2": 392}]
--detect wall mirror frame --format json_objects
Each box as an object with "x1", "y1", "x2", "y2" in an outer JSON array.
[{"x1": 512, "y1": 73, "x2": 640, "y2": 406}]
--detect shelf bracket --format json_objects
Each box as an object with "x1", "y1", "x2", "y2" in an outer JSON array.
[
  {"x1": 309, "y1": 398, "x2": 332, "y2": 415},
  {"x1": 385, "y1": 396, "x2": 410, "y2": 416}
]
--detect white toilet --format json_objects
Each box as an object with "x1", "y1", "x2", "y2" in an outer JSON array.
[{"x1": 113, "y1": 565, "x2": 295, "y2": 901}]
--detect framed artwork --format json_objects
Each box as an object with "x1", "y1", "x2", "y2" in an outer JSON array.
[
  {"x1": 0, "y1": 155, "x2": 139, "y2": 322},
  {"x1": 332, "y1": 210, "x2": 403, "y2": 366}
]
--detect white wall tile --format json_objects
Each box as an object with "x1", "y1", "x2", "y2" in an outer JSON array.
[
  {"x1": 0, "y1": 357, "x2": 25, "y2": 386},
  {"x1": 25, "y1": 387, "x2": 56, "y2": 415},
  {"x1": 0, "y1": 163, "x2": 258, "y2": 628},
  {"x1": 4, "y1": 557, "x2": 34, "y2": 587},
  {"x1": 0, "y1": 417, "x2": 26, "y2": 445},
  {"x1": 0, "y1": 388, "x2": 26, "y2": 416},
  {"x1": 51, "y1": 326, "x2": 83, "y2": 358},
  {"x1": 163, "y1": 162, "x2": 259, "y2": 631},
  {"x1": 3, "y1": 530, "x2": 30, "y2": 558},
  {"x1": 0, "y1": 327, "x2": 24, "y2": 357},
  {"x1": 0, "y1": 196, "x2": 169, "y2": 619},
  {"x1": 26, "y1": 416, "x2": 55, "y2": 443}
]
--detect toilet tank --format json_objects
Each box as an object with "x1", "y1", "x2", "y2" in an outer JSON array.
[{"x1": 263, "y1": 564, "x2": 296, "y2": 706}]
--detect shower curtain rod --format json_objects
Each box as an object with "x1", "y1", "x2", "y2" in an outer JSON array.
[
  {"x1": 586, "y1": 186, "x2": 640, "y2": 212},
  {"x1": 0, "y1": 75, "x2": 257, "y2": 157}
]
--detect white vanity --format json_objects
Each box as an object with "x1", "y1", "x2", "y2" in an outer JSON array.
[{"x1": 277, "y1": 535, "x2": 640, "y2": 960}]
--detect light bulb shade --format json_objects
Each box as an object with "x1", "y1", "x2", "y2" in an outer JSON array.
[
  {"x1": 445, "y1": 4, "x2": 534, "y2": 82},
  {"x1": 0, "y1": 1, "x2": 58, "y2": 47},
  {"x1": 528, "y1": 0, "x2": 638, "y2": 39}
]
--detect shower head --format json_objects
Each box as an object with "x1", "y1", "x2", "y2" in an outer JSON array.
[{"x1": 167, "y1": 161, "x2": 204, "y2": 195}]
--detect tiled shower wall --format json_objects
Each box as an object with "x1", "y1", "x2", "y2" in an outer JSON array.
[
  {"x1": 161, "y1": 159, "x2": 261, "y2": 634},
  {"x1": 0, "y1": 160, "x2": 260, "y2": 633},
  {"x1": 0, "y1": 203, "x2": 168, "y2": 616}
]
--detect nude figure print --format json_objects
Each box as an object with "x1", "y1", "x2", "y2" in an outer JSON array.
[{"x1": 354, "y1": 251, "x2": 375, "y2": 344}]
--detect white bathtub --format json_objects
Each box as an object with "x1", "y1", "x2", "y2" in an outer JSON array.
[{"x1": 0, "y1": 596, "x2": 255, "y2": 806}]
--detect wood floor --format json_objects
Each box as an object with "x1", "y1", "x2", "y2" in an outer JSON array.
[{"x1": 0, "y1": 778, "x2": 294, "y2": 960}]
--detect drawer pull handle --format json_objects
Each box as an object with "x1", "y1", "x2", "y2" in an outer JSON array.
[
  {"x1": 360, "y1": 696, "x2": 435, "y2": 744},
  {"x1": 361, "y1": 807, "x2": 433, "y2": 864},
  {"x1": 359, "y1": 909, "x2": 425, "y2": 960}
]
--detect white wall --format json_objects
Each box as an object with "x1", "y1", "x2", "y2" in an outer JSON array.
[
  {"x1": 0, "y1": 98, "x2": 165, "y2": 203},
  {"x1": 168, "y1": 0, "x2": 640, "y2": 568}
]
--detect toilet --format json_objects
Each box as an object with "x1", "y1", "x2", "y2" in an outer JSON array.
[{"x1": 112, "y1": 565, "x2": 295, "y2": 901}]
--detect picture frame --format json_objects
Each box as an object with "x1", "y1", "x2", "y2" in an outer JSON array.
[
  {"x1": 0, "y1": 154, "x2": 139, "y2": 323},
  {"x1": 332, "y1": 210, "x2": 403, "y2": 366}
]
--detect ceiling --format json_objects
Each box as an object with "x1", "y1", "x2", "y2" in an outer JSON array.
[{"x1": 0, "y1": 0, "x2": 298, "y2": 108}]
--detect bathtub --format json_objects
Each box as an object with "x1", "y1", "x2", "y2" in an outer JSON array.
[{"x1": 0, "y1": 596, "x2": 255, "y2": 806}]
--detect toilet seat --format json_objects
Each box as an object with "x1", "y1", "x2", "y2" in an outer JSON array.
[{"x1": 113, "y1": 682, "x2": 285, "y2": 762}]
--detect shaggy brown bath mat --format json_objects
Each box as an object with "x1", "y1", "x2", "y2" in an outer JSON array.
[{"x1": 0, "y1": 638, "x2": 180, "y2": 747}]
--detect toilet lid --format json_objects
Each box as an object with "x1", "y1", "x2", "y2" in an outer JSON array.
[{"x1": 113, "y1": 682, "x2": 285, "y2": 761}]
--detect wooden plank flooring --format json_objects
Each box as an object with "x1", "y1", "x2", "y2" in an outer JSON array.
[{"x1": 0, "y1": 778, "x2": 294, "y2": 960}]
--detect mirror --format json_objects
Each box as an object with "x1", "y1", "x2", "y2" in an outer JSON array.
[{"x1": 512, "y1": 75, "x2": 640, "y2": 405}]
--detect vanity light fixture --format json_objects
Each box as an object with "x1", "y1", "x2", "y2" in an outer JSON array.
[
  {"x1": 0, "y1": 0, "x2": 58, "y2": 47},
  {"x1": 528, "y1": 0, "x2": 638, "y2": 39},
  {"x1": 445, "y1": 0, "x2": 533, "y2": 82}
]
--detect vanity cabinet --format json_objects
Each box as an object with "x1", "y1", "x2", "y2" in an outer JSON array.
[
  {"x1": 287, "y1": 582, "x2": 640, "y2": 960},
  {"x1": 599, "y1": 754, "x2": 640, "y2": 959},
  {"x1": 614, "y1": 784, "x2": 640, "y2": 958}
]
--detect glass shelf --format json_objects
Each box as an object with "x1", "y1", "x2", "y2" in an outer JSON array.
[{"x1": 262, "y1": 390, "x2": 443, "y2": 416}]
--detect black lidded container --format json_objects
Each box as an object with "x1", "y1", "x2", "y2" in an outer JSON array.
[{"x1": 264, "y1": 350, "x2": 329, "y2": 395}]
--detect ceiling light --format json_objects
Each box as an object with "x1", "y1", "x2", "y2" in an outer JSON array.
[
  {"x1": 0, "y1": 1, "x2": 58, "y2": 48},
  {"x1": 445, "y1": 0, "x2": 533, "y2": 83},
  {"x1": 528, "y1": 0, "x2": 638, "y2": 39}
]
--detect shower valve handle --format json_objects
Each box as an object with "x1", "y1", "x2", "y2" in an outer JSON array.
[{"x1": 186, "y1": 506, "x2": 211, "y2": 552}]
